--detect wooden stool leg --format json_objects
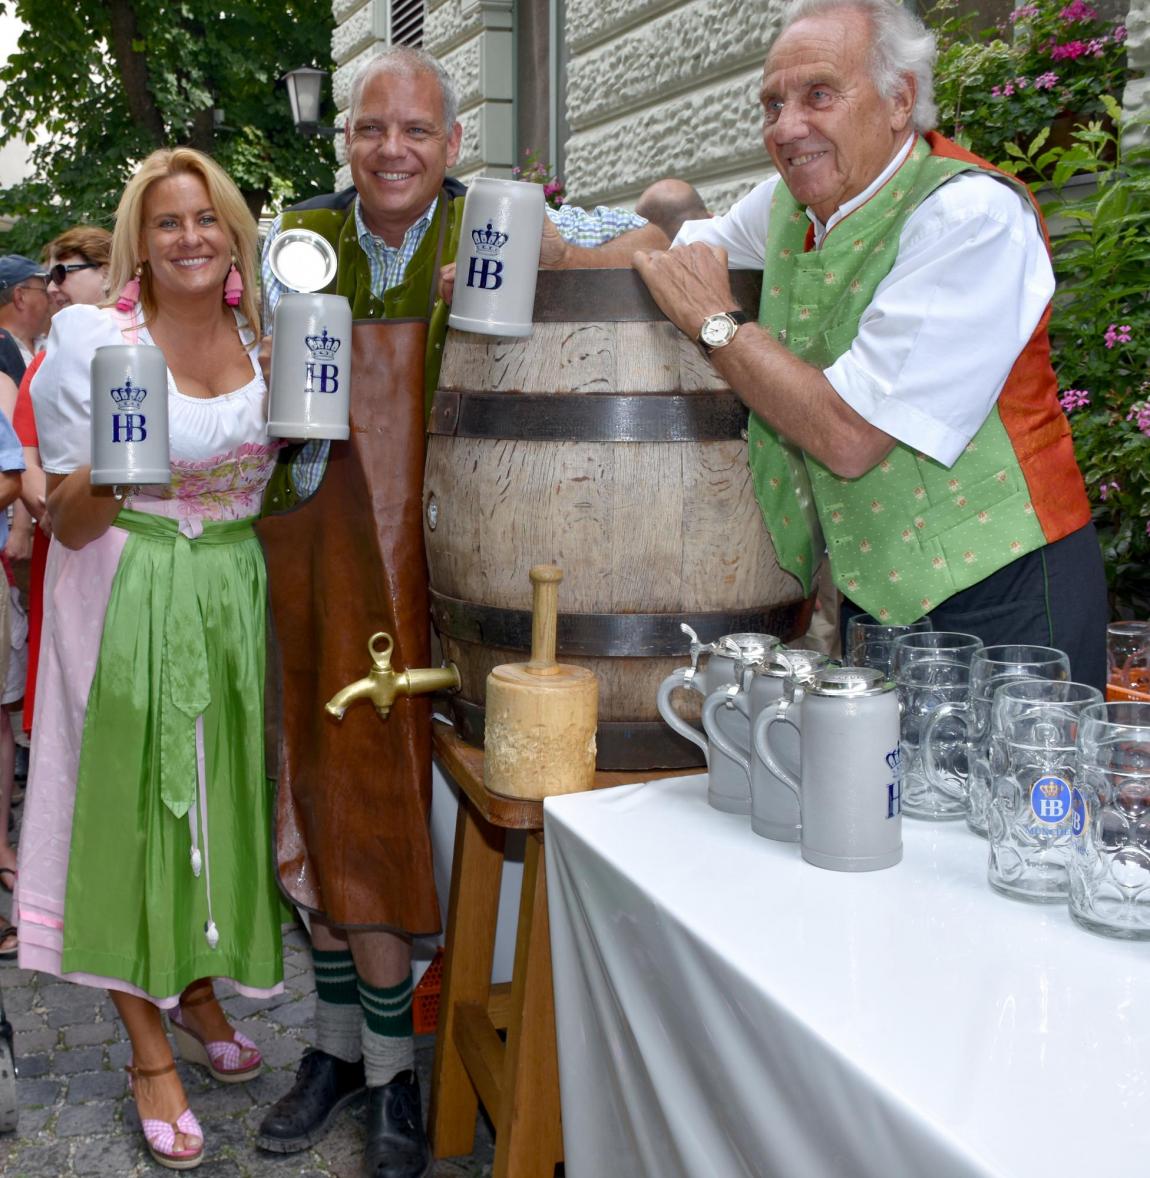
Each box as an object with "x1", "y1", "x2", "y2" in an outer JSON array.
[
  {"x1": 494, "y1": 831, "x2": 562, "y2": 1178},
  {"x1": 430, "y1": 796, "x2": 505, "y2": 1158}
]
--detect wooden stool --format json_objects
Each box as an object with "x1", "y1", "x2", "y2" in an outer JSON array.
[{"x1": 429, "y1": 721, "x2": 695, "y2": 1177}]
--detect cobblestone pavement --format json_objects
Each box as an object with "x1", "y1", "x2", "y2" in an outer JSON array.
[{"x1": 0, "y1": 904, "x2": 495, "y2": 1177}]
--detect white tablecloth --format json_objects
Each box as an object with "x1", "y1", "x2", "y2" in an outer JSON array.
[{"x1": 544, "y1": 775, "x2": 1150, "y2": 1178}]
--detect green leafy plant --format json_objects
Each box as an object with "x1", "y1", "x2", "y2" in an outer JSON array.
[
  {"x1": 929, "y1": 0, "x2": 1131, "y2": 171},
  {"x1": 512, "y1": 149, "x2": 566, "y2": 209},
  {"x1": 1020, "y1": 100, "x2": 1150, "y2": 615}
]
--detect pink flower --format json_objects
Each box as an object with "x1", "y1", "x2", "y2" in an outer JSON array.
[
  {"x1": 1059, "y1": 1, "x2": 1098, "y2": 22},
  {"x1": 1104, "y1": 323, "x2": 1133, "y2": 348},
  {"x1": 1115, "y1": 24, "x2": 1128, "y2": 41},
  {"x1": 991, "y1": 85, "x2": 1002, "y2": 98},
  {"x1": 1126, "y1": 403, "x2": 1150, "y2": 436},
  {"x1": 1002, "y1": 82, "x2": 1016, "y2": 97},
  {"x1": 1099, "y1": 481, "x2": 1120, "y2": 501},
  {"x1": 1014, "y1": 76, "x2": 1031, "y2": 90},
  {"x1": 1086, "y1": 36, "x2": 1108, "y2": 55},
  {"x1": 1034, "y1": 71, "x2": 1060, "y2": 89},
  {"x1": 1011, "y1": 4, "x2": 1039, "y2": 20},
  {"x1": 1051, "y1": 40, "x2": 1089, "y2": 60},
  {"x1": 1059, "y1": 388, "x2": 1091, "y2": 412}
]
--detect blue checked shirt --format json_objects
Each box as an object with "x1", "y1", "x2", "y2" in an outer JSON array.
[{"x1": 261, "y1": 194, "x2": 647, "y2": 500}]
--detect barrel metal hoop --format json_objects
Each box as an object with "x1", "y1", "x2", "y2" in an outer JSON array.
[
  {"x1": 428, "y1": 390, "x2": 748, "y2": 441},
  {"x1": 531, "y1": 268, "x2": 764, "y2": 322},
  {"x1": 430, "y1": 590, "x2": 812, "y2": 657},
  {"x1": 447, "y1": 697, "x2": 708, "y2": 771}
]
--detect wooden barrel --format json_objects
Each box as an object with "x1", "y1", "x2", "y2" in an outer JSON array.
[{"x1": 424, "y1": 268, "x2": 812, "y2": 770}]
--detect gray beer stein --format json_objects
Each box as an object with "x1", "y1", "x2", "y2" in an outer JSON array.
[
  {"x1": 761, "y1": 667, "x2": 902, "y2": 871},
  {"x1": 90, "y1": 344, "x2": 171, "y2": 485},
  {"x1": 266, "y1": 229, "x2": 352, "y2": 440},
  {"x1": 703, "y1": 649, "x2": 829, "y2": 842},
  {"x1": 448, "y1": 177, "x2": 546, "y2": 337},
  {"x1": 656, "y1": 627, "x2": 778, "y2": 814}
]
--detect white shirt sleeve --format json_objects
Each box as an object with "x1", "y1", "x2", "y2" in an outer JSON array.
[
  {"x1": 823, "y1": 172, "x2": 1055, "y2": 466},
  {"x1": 32, "y1": 305, "x2": 126, "y2": 475},
  {"x1": 672, "y1": 177, "x2": 780, "y2": 269}
]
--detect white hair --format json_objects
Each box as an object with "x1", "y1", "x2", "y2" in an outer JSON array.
[
  {"x1": 347, "y1": 46, "x2": 459, "y2": 129},
  {"x1": 777, "y1": 0, "x2": 938, "y2": 132}
]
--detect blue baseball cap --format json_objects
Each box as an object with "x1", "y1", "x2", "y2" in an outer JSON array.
[{"x1": 0, "y1": 255, "x2": 48, "y2": 291}]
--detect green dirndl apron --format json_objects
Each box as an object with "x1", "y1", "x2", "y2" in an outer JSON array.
[{"x1": 60, "y1": 509, "x2": 285, "y2": 997}]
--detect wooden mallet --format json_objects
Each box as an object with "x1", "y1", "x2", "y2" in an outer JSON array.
[{"x1": 483, "y1": 564, "x2": 598, "y2": 800}]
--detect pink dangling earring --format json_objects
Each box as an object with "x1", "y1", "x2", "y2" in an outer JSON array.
[
  {"x1": 224, "y1": 262, "x2": 243, "y2": 307},
  {"x1": 115, "y1": 269, "x2": 142, "y2": 313}
]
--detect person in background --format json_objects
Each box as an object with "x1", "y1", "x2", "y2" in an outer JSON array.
[
  {"x1": 0, "y1": 255, "x2": 52, "y2": 380},
  {"x1": 634, "y1": 177, "x2": 712, "y2": 242},
  {"x1": 9, "y1": 227, "x2": 113, "y2": 743},
  {"x1": 634, "y1": 0, "x2": 1107, "y2": 687},
  {"x1": 18, "y1": 148, "x2": 285, "y2": 1170}
]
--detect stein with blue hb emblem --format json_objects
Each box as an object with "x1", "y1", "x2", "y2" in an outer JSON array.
[
  {"x1": 265, "y1": 228, "x2": 352, "y2": 440},
  {"x1": 89, "y1": 344, "x2": 171, "y2": 485},
  {"x1": 448, "y1": 177, "x2": 545, "y2": 338}
]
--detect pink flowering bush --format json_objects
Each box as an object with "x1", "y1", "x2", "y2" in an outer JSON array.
[
  {"x1": 1022, "y1": 103, "x2": 1150, "y2": 613},
  {"x1": 929, "y1": 0, "x2": 1130, "y2": 171},
  {"x1": 512, "y1": 150, "x2": 566, "y2": 209}
]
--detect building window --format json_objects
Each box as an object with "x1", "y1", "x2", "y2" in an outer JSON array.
[{"x1": 389, "y1": 0, "x2": 424, "y2": 46}]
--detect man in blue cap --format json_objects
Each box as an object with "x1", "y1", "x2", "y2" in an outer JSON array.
[{"x1": 0, "y1": 255, "x2": 52, "y2": 385}]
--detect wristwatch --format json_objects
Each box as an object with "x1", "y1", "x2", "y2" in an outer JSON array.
[{"x1": 698, "y1": 310, "x2": 749, "y2": 355}]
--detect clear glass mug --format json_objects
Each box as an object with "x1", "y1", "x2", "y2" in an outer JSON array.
[
  {"x1": 892, "y1": 631, "x2": 983, "y2": 820},
  {"x1": 845, "y1": 613, "x2": 932, "y2": 677},
  {"x1": 987, "y1": 679, "x2": 1103, "y2": 903},
  {"x1": 1069, "y1": 701, "x2": 1150, "y2": 940},
  {"x1": 965, "y1": 646, "x2": 1071, "y2": 838},
  {"x1": 1106, "y1": 620, "x2": 1150, "y2": 692}
]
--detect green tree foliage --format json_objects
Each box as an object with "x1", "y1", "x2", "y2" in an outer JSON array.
[{"x1": 0, "y1": 0, "x2": 336, "y2": 252}]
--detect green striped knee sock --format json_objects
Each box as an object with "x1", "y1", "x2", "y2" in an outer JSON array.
[
  {"x1": 358, "y1": 975, "x2": 415, "y2": 1086},
  {"x1": 313, "y1": 948, "x2": 363, "y2": 1064}
]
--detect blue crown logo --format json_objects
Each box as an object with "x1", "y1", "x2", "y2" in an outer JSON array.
[
  {"x1": 886, "y1": 747, "x2": 902, "y2": 775},
  {"x1": 110, "y1": 376, "x2": 147, "y2": 410},
  {"x1": 472, "y1": 221, "x2": 509, "y2": 256},
  {"x1": 305, "y1": 328, "x2": 341, "y2": 360}
]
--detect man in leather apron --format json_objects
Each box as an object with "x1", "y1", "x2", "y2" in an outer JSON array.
[{"x1": 256, "y1": 46, "x2": 665, "y2": 1178}]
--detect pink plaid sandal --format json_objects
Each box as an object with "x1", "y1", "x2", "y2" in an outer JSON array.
[
  {"x1": 169, "y1": 990, "x2": 262, "y2": 1084},
  {"x1": 125, "y1": 1061, "x2": 204, "y2": 1170}
]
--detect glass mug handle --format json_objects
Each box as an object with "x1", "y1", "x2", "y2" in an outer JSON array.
[
  {"x1": 921, "y1": 701, "x2": 969, "y2": 791},
  {"x1": 656, "y1": 667, "x2": 707, "y2": 755},
  {"x1": 755, "y1": 700, "x2": 803, "y2": 799},
  {"x1": 702, "y1": 686, "x2": 752, "y2": 785}
]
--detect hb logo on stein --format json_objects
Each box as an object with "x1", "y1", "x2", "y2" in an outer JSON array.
[
  {"x1": 110, "y1": 377, "x2": 148, "y2": 442},
  {"x1": 304, "y1": 328, "x2": 342, "y2": 395},
  {"x1": 466, "y1": 222, "x2": 510, "y2": 291},
  {"x1": 886, "y1": 747, "x2": 902, "y2": 818}
]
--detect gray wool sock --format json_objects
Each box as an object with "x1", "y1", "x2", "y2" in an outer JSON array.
[{"x1": 315, "y1": 997, "x2": 364, "y2": 1064}]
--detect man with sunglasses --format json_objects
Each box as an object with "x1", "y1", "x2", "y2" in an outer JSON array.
[{"x1": 0, "y1": 256, "x2": 52, "y2": 385}]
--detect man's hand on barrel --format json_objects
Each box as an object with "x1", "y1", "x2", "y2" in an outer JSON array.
[{"x1": 632, "y1": 242, "x2": 738, "y2": 341}]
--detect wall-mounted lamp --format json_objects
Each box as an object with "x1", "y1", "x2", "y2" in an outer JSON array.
[{"x1": 283, "y1": 67, "x2": 338, "y2": 138}]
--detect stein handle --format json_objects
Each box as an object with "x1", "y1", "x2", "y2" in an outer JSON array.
[
  {"x1": 656, "y1": 667, "x2": 708, "y2": 755},
  {"x1": 702, "y1": 686, "x2": 752, "y2": 783},
  {"x1": 756, "y1": 700, "x2": 802, "y2": 798},
  {"x1": 921, "y1": 701, "x2": 969, "y2": 791}
]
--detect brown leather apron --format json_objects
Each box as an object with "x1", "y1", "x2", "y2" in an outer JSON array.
[{"x1": 256, "y1": 319, "x2": 439, "y2": 933}]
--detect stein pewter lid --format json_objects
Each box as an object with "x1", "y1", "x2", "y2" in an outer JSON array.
[
  {"x1": 267, "y1": 229, "x2": 339, "y2": 293},
  {"x1": 807, "y1": 666, "x2": 893, "y2": 697},
  {"x1": 754, "y1": 648, "x2": 828, "y2": 680},
  {"x1": 716, "y1": 632, "x2": 779, "y2": 665}
]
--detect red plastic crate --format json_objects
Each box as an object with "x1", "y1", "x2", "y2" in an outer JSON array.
[{"x1": 413, "y1": 947, "x2": 444, "y2": 1035}]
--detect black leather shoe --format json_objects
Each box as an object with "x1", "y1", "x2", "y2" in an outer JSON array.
[
  {"x1": 363, "y1": 1070, "x2": 432, "y2": 1178},
  {"x1": 256, "y1": 1048, "x2": 367, "y2": 1153}
]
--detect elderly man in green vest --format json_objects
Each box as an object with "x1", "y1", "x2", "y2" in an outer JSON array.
[
  {"x1": 634, "y1": 0, "x2": 1107, "y2": 688},
  {"x1": 256, "y1": 45, "x2": 664, "y2": 1178}
]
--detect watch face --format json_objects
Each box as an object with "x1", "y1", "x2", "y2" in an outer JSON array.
[{"x1": 700, "y1": 315, "x2": 733, "y2": 348}]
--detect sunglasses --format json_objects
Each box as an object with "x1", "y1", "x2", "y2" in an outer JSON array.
[{"x1": 48, "y1": 262, "x2": 100, "y2": 286}]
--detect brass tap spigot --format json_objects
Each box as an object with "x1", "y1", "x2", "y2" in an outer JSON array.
[{"x1": 325, "y1": 631, "x2": 461, "y2": 721}]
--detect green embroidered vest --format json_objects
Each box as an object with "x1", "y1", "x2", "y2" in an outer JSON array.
[
  {"x1": 264, "y1": 188, "x2": 464, "y2": 513},
  {"x1": 748, "y1": 137, "x2": 1052, "y2": 623}
]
